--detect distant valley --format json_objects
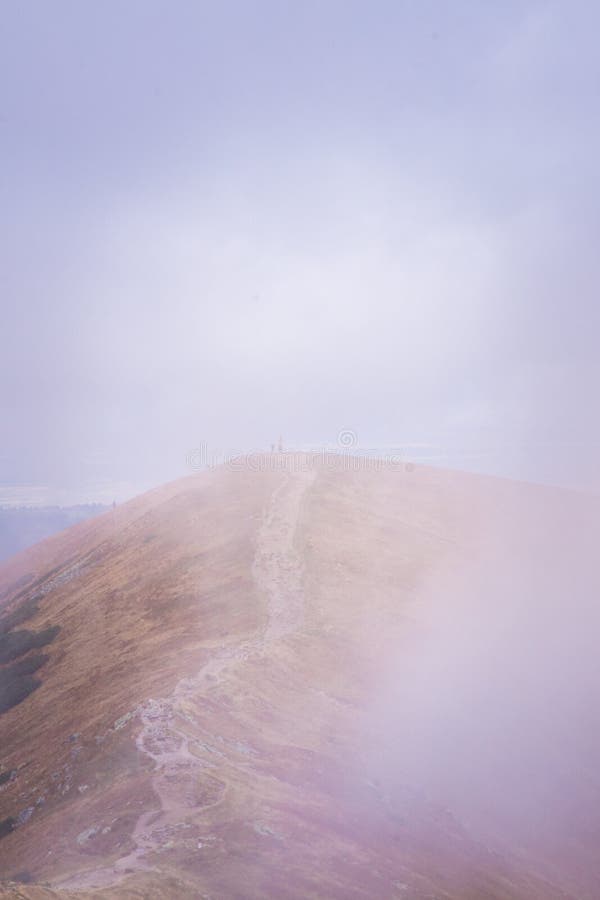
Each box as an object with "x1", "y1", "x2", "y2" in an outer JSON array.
[{"x1": 0, "y1": 507, "x2": 108, "y2": 564}]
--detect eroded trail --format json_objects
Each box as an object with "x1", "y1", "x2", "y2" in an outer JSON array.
[
  {"x1": 254, "y1": 467, "x2": 314, "y2": 640},
  {"x1": 55, "y1": 464, "x2": 314, "y2": 890}
]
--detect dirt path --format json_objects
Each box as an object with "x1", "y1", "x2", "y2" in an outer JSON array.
[
  {"x1": 54, "y1": 464, "x2": 314, "y2": 890},
  {"x1": 254, "y1": 467, "x2": 314, "y2": 641}
]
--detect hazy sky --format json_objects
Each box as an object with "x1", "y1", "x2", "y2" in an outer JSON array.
[{"x1": 2, "y1": 1, "x2": 599, "y2": 499}]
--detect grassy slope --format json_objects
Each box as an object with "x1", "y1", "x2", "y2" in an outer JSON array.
[{"x1": 0, "y1": 456, "x2": 597, "y2": 898}]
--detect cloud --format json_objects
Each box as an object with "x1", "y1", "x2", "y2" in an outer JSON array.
[{"x1": 1, "y1": 1, "x2": 599, "y2": 493}]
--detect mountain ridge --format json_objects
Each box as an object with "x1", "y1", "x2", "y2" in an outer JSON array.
[{"x1": 0, "y1": 455, "x2": 598, "y2": 898}]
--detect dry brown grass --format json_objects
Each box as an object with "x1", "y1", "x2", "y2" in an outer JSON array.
[{"x1": 0, "y1": 456, "x2": 597, "y2": 898}]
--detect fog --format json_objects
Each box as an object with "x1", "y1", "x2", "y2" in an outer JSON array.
[
  {"x1": 367, "y1": 484, "x2": 600, "y2": 893},
  {"x1": 2, "y1": 1, "x2": 600, "y2": 499},
  {"x1": 2, "y1": 8, "x2": 600, "y2": 894}
]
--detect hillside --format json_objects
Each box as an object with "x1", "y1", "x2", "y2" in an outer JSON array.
[{"x1": 0, "y1": 454, "x2": 598, "y2": 898}]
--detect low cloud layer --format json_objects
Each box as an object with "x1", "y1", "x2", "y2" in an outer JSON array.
[
  {"x1": 2, "y1": 1, "x2": 599, "y2": 496},
  {"x1": 367, "y1": 483, "x2": 600, "y2": 892}
]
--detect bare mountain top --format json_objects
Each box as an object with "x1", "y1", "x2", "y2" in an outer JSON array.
[{"x1": 1, "y1": 454, "x2": 599, "y2": 898}]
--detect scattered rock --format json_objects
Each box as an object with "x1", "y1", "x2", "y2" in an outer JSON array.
[
  {"x1": 252, "y1": 822, "x2": 282, "y2": 840},
  {"x1": 16, "y1": 806, "x2": 34, "y2": 826},
  {"x1": 232, "y1": 740, "x2": 257, "y2": 756},
  {"x1": 113, "y1": 709, "x2": 139, "y2": 731},
  {"x1": 77, "y1": 826, "x2": 100, "y2": 846}
]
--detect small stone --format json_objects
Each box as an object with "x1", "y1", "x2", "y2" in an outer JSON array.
[
  {"x1": 113, "y1": 711, "x2": 135, "y2": 731},
  {"x1": 77, "y1": 826, "x2": 99, "y2": 845},
  {"x1": 16, "y1": 807, "x2": 34, "y2": 826}
]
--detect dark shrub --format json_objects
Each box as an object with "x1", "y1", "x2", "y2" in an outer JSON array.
[
  {"x1": 0, "y1": 673, "x2": 41, "y2": 714},
  {"x1": 0, "y1": 817, "x2": 15, "y2": 839},
  {"x1": 12, "y1": 871, "x2": 33, "y2": 883},
  {"x1": 0, "y1": 597, "x2": 40, "y2": 635},
  {"x1": 0, "y1": 650, "x2": 51, "y2": 714},
  {"x1": 0, "y1": 626, "x2": 59, "y2": 664},
  {"x1": 5, "y1": 653, "x2": 49, "y2": 677}
]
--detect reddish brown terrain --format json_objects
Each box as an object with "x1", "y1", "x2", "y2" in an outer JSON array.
[{"x1": 0, "y1": 454, "x2": 599, "y2": 898}]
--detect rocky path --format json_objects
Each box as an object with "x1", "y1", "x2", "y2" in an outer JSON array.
[
  {"x1": 54, "y1": 464, "x2": 314, "y2": 890},
  {"x1": 254, "y1": 467, "x2": 314, "y2": 641}
]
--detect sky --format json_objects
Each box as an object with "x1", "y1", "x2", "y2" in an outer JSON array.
[{"x1": 2, "y1": 0, "x2": 600, "y2": 501}]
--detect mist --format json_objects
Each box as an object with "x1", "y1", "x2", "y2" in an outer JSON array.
[
  {"x1": 2, "y1": 1, "x2": 600, "y2": 499},
  {"x1": 366, "y1": 480, "x2": 600, "y2": 893}
]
